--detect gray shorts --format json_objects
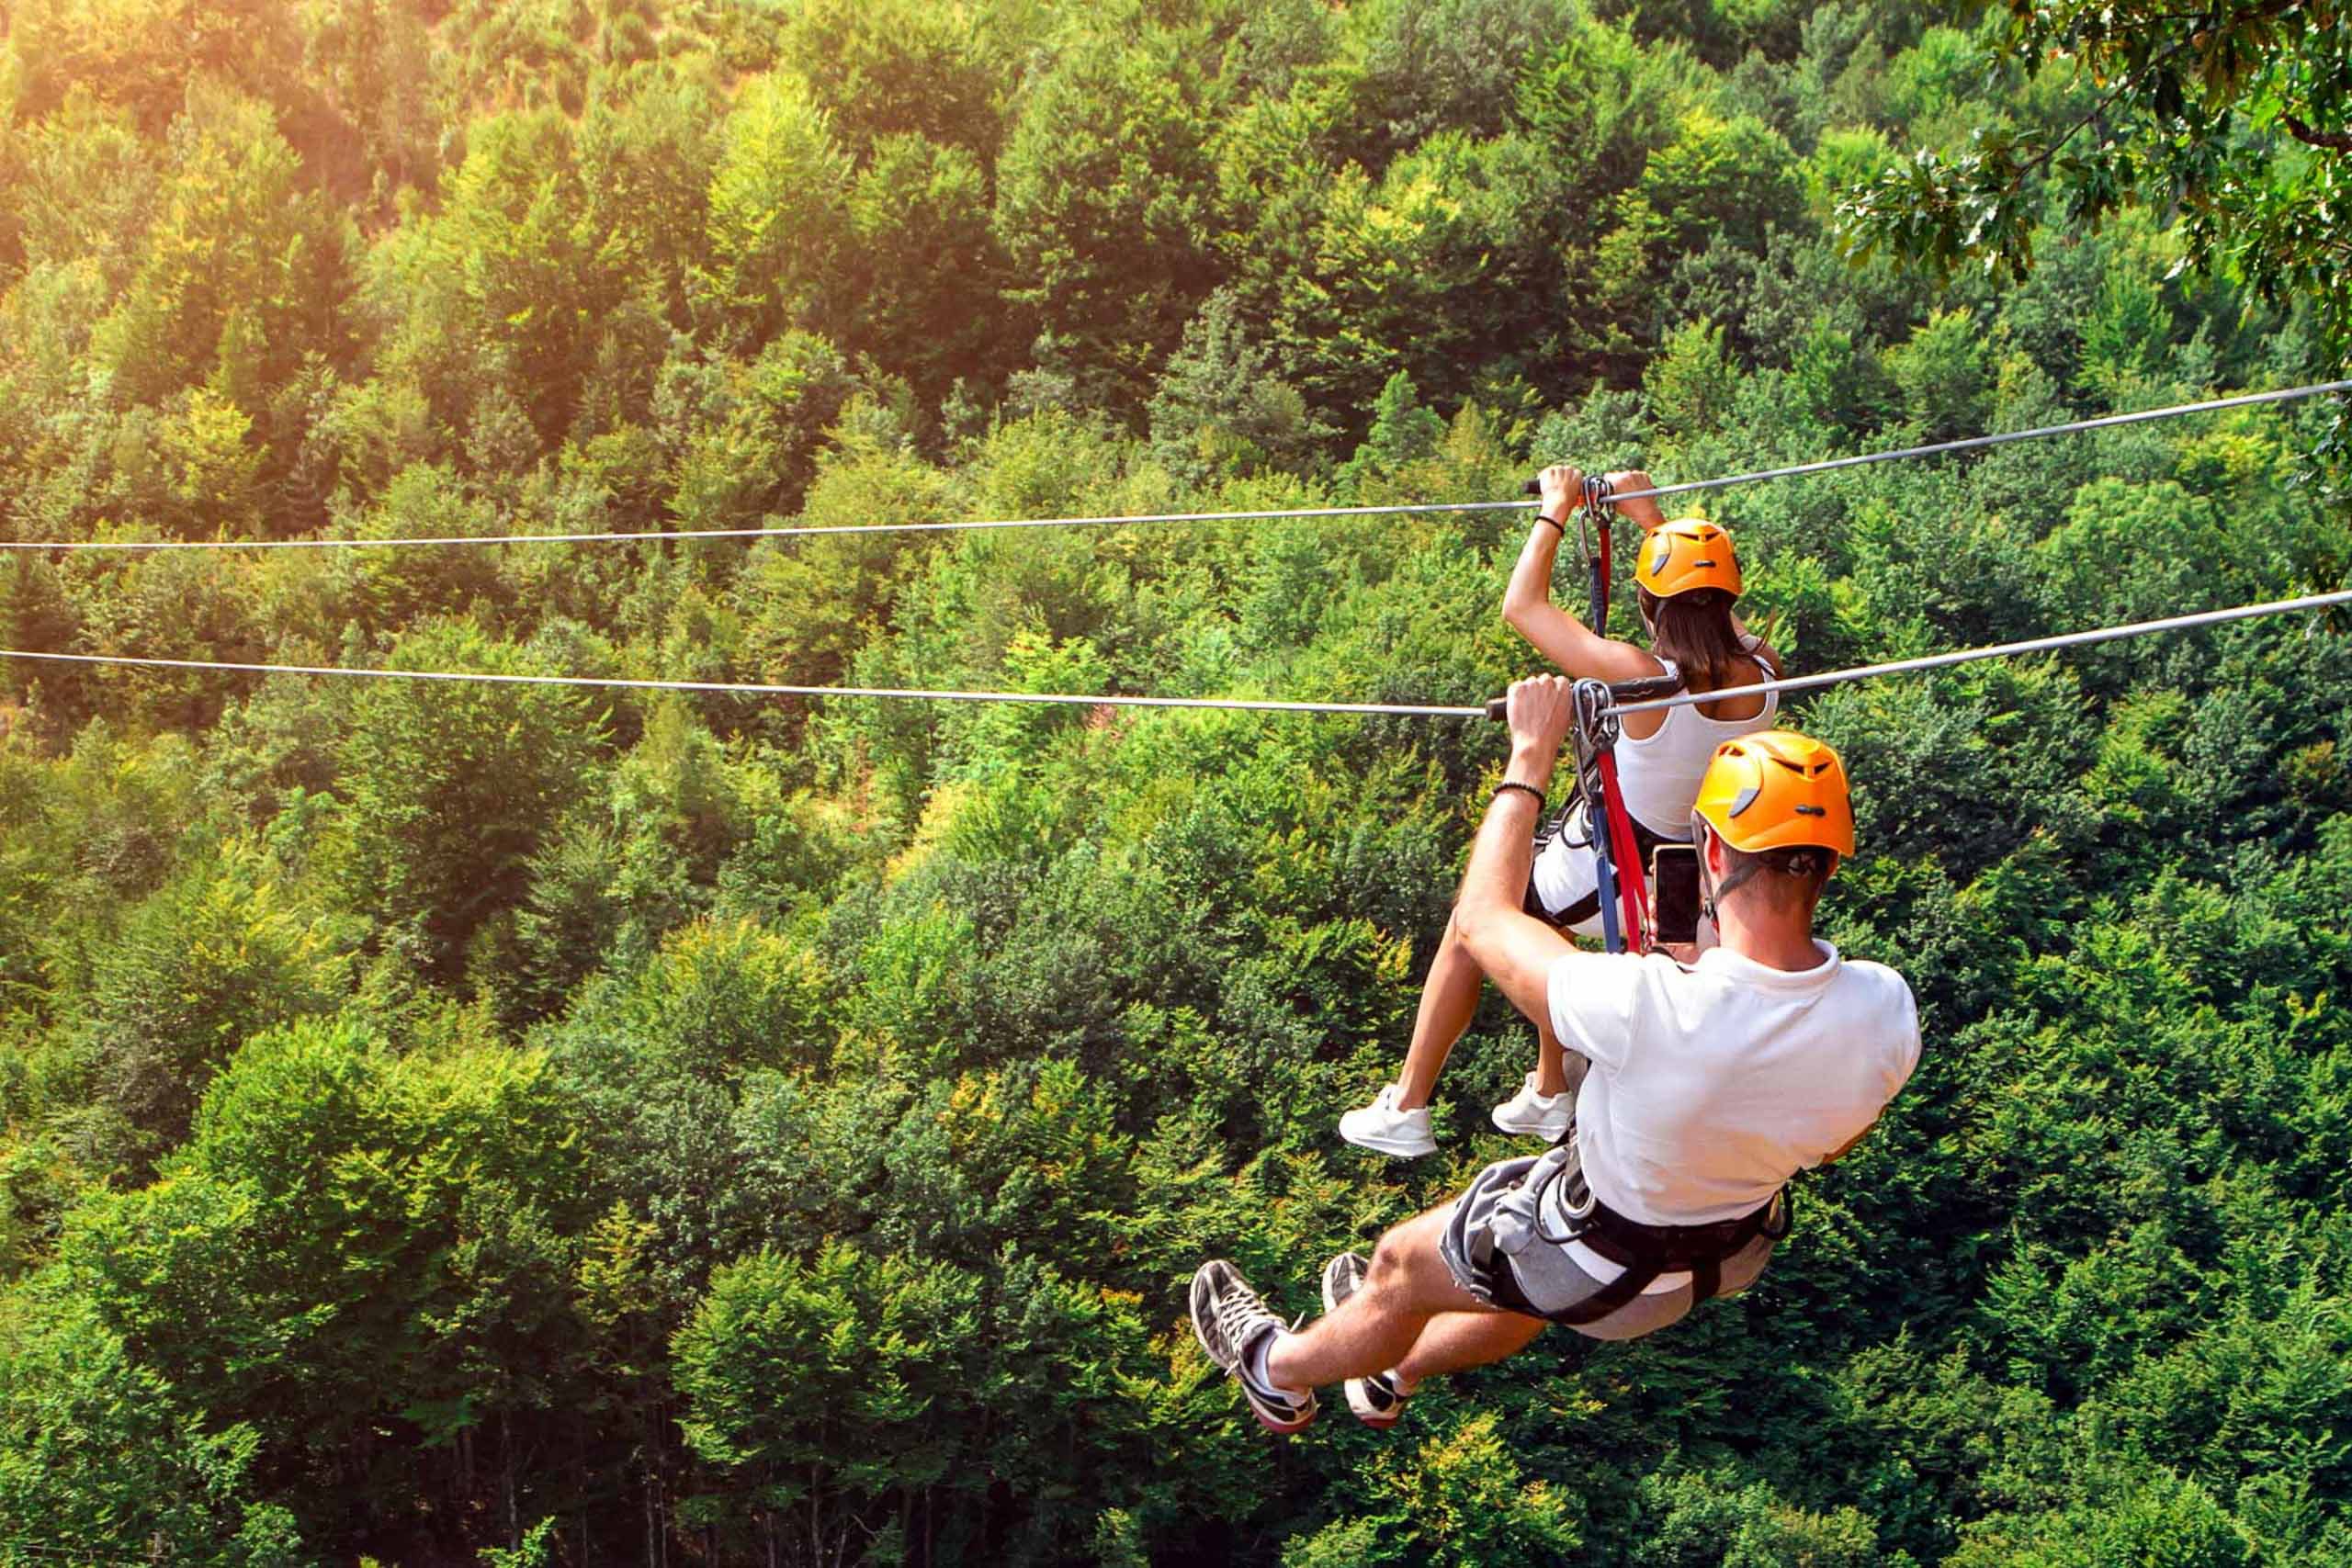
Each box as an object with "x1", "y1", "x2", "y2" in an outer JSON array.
[{"x1": 1438, "y1": 1139, "x2": 1777, "y2": 1341}]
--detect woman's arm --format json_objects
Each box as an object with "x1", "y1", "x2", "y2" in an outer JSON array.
[
  {"x1": 1504, "y1": 464, "x2": 1669, "y2": 683},
  {"x1": 1603, "y1": 468, "x2": 1668, "y2": 533}
]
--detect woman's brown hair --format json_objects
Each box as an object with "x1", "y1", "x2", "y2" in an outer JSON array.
[{"x1": 1637, "y1": 585, "x2": 1747, "y2": 692}]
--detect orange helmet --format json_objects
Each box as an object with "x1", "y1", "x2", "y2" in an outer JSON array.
[
  {"x1": 1634, "y1": 520, "x2": 1742, "y2": 600},
  {"x1": 1690, "y1": 729, "x2": 1855, "y2": 856}
]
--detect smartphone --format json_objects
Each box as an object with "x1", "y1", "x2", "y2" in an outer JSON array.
[{"x1": 1650, "y1": 843, "x2": 1701, "y2": 948}]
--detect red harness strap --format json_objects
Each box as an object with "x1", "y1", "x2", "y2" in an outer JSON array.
[
  {"x1": 1592, "y1": 749, "x2": 1652, "y2": 953},
  {"x1": 1583, "y1": 476, "x2": 1614, "y2": 630}
]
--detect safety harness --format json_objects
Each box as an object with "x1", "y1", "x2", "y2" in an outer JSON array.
[
  {"x1": 1508, "y1": 1138, "x2": 1792, "y2": 1325},
  {"x1": 1577, "y1": 474, "x2": 1614, "y2": 630},
  {"x1": 1572, "y1": 478, "x2": 1700, "y2": 953},
  {"x1": 1565, "y1": 676, "x2": 1657, "y2": 953}
]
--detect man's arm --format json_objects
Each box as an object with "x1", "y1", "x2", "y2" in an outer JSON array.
[{"x1": 1452, "y1": 676, "x2": 1582, "y2": 1025}]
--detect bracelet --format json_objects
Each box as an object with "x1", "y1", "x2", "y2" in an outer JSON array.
[
  {"x1": 1491, "y1": 780, "x2": 1547, "y2": 815},
  {"x1": 1535, "y1": 513, "x2": 1566, "y2": 535}
]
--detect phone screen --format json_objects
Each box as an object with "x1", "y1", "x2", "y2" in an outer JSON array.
[{"x1": 1651, "y1": 844, "x2": 1701, "y2": 947}]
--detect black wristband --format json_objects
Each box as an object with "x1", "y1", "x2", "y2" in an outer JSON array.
[
  {"x1": 1535, "y1": 513, "x2": 1566, "y2": 534},
  {"x1": 1491, "y1": 780, "x2": 1547, "y2": 815}
]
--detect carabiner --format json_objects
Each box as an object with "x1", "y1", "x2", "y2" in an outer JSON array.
[{"x1": 1580, "y1": 475, "x2": 1616, "y2": 628}]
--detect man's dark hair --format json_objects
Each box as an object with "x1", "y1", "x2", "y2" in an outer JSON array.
[
  {"x1": 1713, "y1": 839, "x2": 1836, "y2": 909},
  {"x1": 1639, "y1": 585, "x2": 1745, "y2": 690}
]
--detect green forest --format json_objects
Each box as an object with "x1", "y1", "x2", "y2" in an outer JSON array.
[{"x1": 0, "y1": 0, "x2": 2349, "y2": 1561}]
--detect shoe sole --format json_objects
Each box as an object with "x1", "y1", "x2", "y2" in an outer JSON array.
[
  {"x1": 1490, "y1": 1106, "x2": 1572, "y2": 1137},
  {"x1": 1191, "y1": 1264, "x2": 1317, "y2": 1435},
  {"x1": 1321, "y1": 1255, "x2": 1402, "y2": 1429},
  {"x1": 1246, "y1": 1393, "x2": 1317, "y2": 1434},
  {"x1": 1339, "y1": 1121, "x2": 1437, "y2": 1158}
]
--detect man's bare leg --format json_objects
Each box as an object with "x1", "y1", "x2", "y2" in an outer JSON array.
[
  {"x1": 1393, "y1": 1309, "x2": 1547, "y2": 1393},
  {"x1": 1393, "y1": 917, "x2": 1484, "y2": 1110},
  {"x1": 1264, "y1": 1206, "x2": 1496, "y2": 1389}
]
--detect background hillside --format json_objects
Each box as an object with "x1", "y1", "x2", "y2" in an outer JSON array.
[{"x1": 0, "y1": 0, "x2": 2348, "y2": 1562}]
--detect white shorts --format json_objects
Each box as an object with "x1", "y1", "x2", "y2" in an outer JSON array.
[
  {"x1": 1528, "y1": 822, "x2": 1606, "y2": 939},
  {"x1": 1527, "y1": 801, "x2": 1683, "y2": 940}
]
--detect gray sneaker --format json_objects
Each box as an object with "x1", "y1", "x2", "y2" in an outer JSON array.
[
  {"x1": 1320, "y1": 1251, "x2": 1406, "y2": 1428},
  {"x1": 1190, "y1": 1260, "x2": 1317, "y2": 1434}
]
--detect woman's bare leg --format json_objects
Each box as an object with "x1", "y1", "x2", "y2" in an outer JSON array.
[
  {"x1": 1531, "y1": 1016, "x2": 1589, "y2": 1100},
  {"x1": 1393, "y1": 915, "x2": 1485, "y2": 1111},
  {"x1": 1394, "y1": 918, "x2": 1592, "y2": 1110}
]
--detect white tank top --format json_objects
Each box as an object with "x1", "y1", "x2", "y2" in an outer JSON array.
[{"x1": 1615, "y1": 637, "x2": 1779, "y2": 838}]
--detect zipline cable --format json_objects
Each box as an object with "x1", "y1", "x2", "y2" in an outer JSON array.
[
  {"x1": 7, "y1": 585, "x2": 2352, "y2": 717},
  {"x1": 0, "y1": 496, "x2": 1529, "y2": 552},
  {"x1": 1605, "y1": 378, "x2": 2352, "y2": 507},
  {"x1": 0, "y1": 649, "x2": 1488, "y2": 717},
  {"x1": 1606, "y1": 586, "x2": 2352, "y2": 716},
  {"x1": 3, "y1": 379, "x2": 2346, "y2": 553}
]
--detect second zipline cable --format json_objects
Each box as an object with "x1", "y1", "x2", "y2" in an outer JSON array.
[
  {"x1": 8, "y1": 585, "x2": 2352, "y2": 717},
  {"x1": 0, "y1": 649, "x2": 1492, "y2": 717},
  {"x1": 2, "y1": 379, "x2": 2346, "y2": 553},
  {"x1": 1603, "y1": 586, "x2": 2352, "y2": 716}
]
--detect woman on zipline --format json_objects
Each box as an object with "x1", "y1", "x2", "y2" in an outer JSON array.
[{"x1": 1339, "y1": 464, "x2": 1784, "y2": 1156}]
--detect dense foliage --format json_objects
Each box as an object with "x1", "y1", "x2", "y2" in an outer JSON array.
[
  {"x1": 1840, "y1": 0, "x2": 2352, "y2": 379},
  {"x1": 0, "y1": 0, "x2": 2348, "y2": 1562}
]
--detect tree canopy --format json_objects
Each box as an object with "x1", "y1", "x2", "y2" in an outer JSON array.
[{"x1": 0, "y1": 0, "x2": 2348, "y2": 1562}]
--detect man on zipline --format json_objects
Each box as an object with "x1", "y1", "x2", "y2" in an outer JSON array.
[{"x1": 1191, "y1": 677, "x2": 1919, "y2": 1431}]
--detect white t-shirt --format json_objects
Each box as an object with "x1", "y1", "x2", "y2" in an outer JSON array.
[{"x1": 1546, "y1": 940, "x2": 1920, "y2": 1226}]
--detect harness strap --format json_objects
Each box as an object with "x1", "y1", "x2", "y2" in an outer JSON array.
[
  {"x1": 1550, "y1": 1192, "x2": 1785, "y2": 1325},
  {"x1": 1581, "y1": 476, "x2": 1614, "y2": 629},
  {"x1": 1552, "y1": 1258, "x2": 1653, "y2": 1325},
  {"x1": 1567, "y1": 679, "x2": 1633, "y2": 953},
  {"x1": 1590, "y1": 833, "x2": 1623, "y2": 953},
  {"x1": 1691, "y1": 1253, "x2": 1722, "y2": 1306},
  {"x1": 1593, "y1": 749, "x2": 1652, "y2": 951}
]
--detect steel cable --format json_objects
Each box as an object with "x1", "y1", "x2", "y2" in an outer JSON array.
[
  {"x1": 6, "y1": 586, "x2": 2350, "y2": 718},
  {"x1": 1, "y1": 379, "x2": 2343, "y2": 552}
]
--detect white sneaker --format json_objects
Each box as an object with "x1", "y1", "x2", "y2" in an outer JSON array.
[
  {"x1": 1491, "y1": 1072, "x2": 1573, "y2": 1139},
  {"x1": 1338, "y1": 1084, "x2": 1437, "y2": 1157}
]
